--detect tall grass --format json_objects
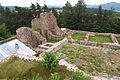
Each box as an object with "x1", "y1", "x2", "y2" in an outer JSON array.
[{"x1": 0, "y1": 56, "x2": 73, "y2": 80}]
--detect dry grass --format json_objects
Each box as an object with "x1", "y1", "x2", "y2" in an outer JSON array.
[{"x1": 57, "y1": 44, "x2": 120, "y2": 76}]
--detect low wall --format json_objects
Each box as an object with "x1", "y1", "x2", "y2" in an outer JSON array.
[
  {"x1": 71, "y1": 29, "x2": 120, "y2": 49},
  {"x1": 40, "y1": 38, "x2": 68, "y2": 57},
  {"x1": 73, "y1": 30, "x2": 120, "y2": 36},
  {"x1": 111, "y1": 34, "x2": 118, "y2": 43},
  {"x1": 80, "y1": 40, "x2": 97, "y2": 47},
  {"x1": 103, "y1": 43, "x2": 120, "y2": 49}
]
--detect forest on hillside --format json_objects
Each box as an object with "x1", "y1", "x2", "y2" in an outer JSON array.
[{"x1": 0, "y1": 0, "x2": 120, "y2": 40}]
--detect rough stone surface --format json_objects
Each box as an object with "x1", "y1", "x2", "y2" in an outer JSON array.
[
  {"x1": 16, "y1": 27, "x2": 46, "y2": 48},
  {"x1": 31, "y1": 12, "x2": 64, "y2": 39},
  {"x1": 111, "y1": 34, "x2": 118, "y2": 43}
]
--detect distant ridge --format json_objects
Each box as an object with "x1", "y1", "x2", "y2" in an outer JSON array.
[
  {"x1": 87, "y1": 2, "x2": 120, "y2": 12},
  {"x1": 2, "y1": 6, "x2": 15, "y2": 10},
  {"x1": 2, "y1": 2, "x2": 120, "y2": 11}
]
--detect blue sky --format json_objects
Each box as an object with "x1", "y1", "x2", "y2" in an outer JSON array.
[{"x1": 0, "y1": 0, "x2": 120, "y2": 7}]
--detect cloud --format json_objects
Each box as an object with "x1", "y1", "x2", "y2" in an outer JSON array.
[
  {"x1": 0, "y1": 0, "x2": 120, "y2": 7},
  {"x1": 85, "y1": 0, "x2": 120, "y2": 5},
  {"x1": 0, "y1": 0, "x2": 78, "y2": 7}
]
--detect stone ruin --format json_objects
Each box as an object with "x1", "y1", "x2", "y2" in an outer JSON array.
[
  {"x1": 16, "y1": 12, "x2": 64, "y2": 48},
  {"x1": 16, "y1": 27, "x2": 46, "y2": 48},
  {"x1": 31, "y1": 12, "x2": 64, "y2": 39}
]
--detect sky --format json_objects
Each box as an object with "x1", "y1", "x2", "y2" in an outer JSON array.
[{"x1": 0, "y1": 0, "x2": 120, "y2": 7}]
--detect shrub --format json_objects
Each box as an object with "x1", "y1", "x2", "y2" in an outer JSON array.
[
  {"x1": 70, "y1": 71, "x2": 91, "y2": 80},
  {"x1": 43, "y1": 52, "x2": 59, "y2": 71},
  {"x1": 32, "y1": 73, "x2": 43, "y2": 80},
  {"x1": 50, "y1": 72, "x2": 60, "y2": 80},
  {"x1": 0, "y1": 23, "x2": 12, "y2": 40}
]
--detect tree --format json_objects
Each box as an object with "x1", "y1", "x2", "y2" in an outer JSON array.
[
  {"x1": 59, "y1": 1, "x2": 73, "y2": 28},
  {"x1": 0, "y1": 23, "x2": 12, "y2": 40},
  {"x1": 51, "y1": 8, "x2": 58, "y2": 20},
  {"x1": 36, "y1": 3, "x2": 41, "y2": 18},
  {"x1": 42, "y1": 3, "x2": 49, "y2": 12},
  {"x1": 43, "y1": 52, "x2": 59, "y2": 71},
  {"x1": 72, "y1": 0, "x2": 92, "y2": 30},
  {"x1": 36, "y1": 3, "x2": 41, "y2": 10},
  {"x1": 30, "y1": 3, "x2": 37, "y2": 18},
  {"x1": 0, "y1": 5, "x2": 4, "y2": 15},
  {"x1": 97, "y1": 5, "x2": 103, "y2": 15},
  {"x1": 4, "y1": 7, "x2": 11, "y2": 17}
]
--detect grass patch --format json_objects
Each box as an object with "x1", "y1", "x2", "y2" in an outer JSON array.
[
  {"x1": 0, "y1": 57, "x2": 73, "y2": 80},
  {"x1": 89, "y1": 35, "x2": 112, "y2": 43},
  {"x1": 72, "y1": 33, "x2": 85, "y2": 44},
  {"x1": 116, "y1": 37, "x2": 120, "y2": 44},
  {"x1": 57, "y1": 44, "x2": 120, "y2": 76}
]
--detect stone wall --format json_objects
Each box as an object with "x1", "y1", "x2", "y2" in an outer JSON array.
[
  {"x1": 63, "y1": 28, "x2": 120, "y2": 49},
  {"x1": 80, "y1": 40, "x2": 97, "y2": 47},
  {"x1": 39, "y1": 38, "x2": 68, "y2": 57},
  {"x1": 16, "y1": 27, "x2": 46, "y2": 48},
  {"x1": 111, "y1": 34, "x2": 118, "y2": 43},
  {"x1": 31, "y1": 12, "x2": 64, "y2": 40}
]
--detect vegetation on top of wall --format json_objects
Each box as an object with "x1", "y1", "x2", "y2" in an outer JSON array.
[
  {"x1": 0, "y1": 36, "x2": 16, "y2": 45},
  {"x1": 35, "y1": 28, "x2": 42, "y2": 34}
]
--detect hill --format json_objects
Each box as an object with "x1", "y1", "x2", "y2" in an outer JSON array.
[
  {"x1": 2, "y1": 6, "x2": 15, "y2": 10},
  {"x1": 87, "y1": 2, "x2": 120, "y2": 12}
]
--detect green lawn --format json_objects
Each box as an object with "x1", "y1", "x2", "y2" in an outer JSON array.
[
  {"x1": 0, "y1": 57, "x2": 73, "y2": 80},
  {"x1": 116, "y1": 37, "x2": 120, "y2": 44},
  {"x1": 57, "y1": 44, "x2": 120, "y2": 76},
  {"x1": 89, "y1": 35, "x2": 112, "y2": 43},
  {"x1": 72, "y1": 33, "x2": 85, "y2": 44}
]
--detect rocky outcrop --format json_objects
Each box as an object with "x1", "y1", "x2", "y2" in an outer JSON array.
[
  {"x1": 31, "y1": 12, "x2": 64, "y2": 39},
  {"x1": 16, "y1": 27, "x2": 46, "y2": 48}
]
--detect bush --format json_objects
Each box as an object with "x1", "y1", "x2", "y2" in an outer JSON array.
[
  {"x1": 50, "y1": 72, "x2": 60, "y2": 80},
  {"x1": 43, "y1": 52, "x2": 59, "y2": 71},
  {"x1": 32, "y1": 73, "x2": 43, "y2": 80},
  {"x1": 70, "y1": 71, "x2": 91, "y2": 80}
]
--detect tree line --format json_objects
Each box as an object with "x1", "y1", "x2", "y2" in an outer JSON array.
[
  {"x1": 59, "y1": 1, "x2": 120, "y2": 34},
  {"x1": 0, "y1": 0, "x2": 120, "y2": 40},
  {"x1": 0, "y1": 3, "x2": 55, "y2": 40}
]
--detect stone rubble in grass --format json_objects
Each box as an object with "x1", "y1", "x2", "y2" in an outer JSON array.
[{"x1": 59, "y1": 59, "x2": 79, "y2": 72}]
